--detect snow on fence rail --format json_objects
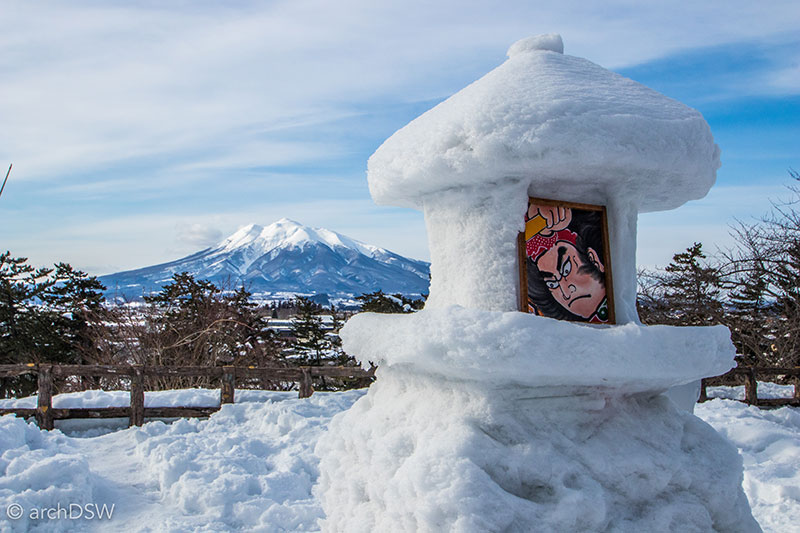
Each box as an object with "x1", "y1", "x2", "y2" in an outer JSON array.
[
  {"x1": 0, "y1": 363, "x2": 375, "y2": 430},
  {"x1": 700, "y1": 366, "x2": 800, "y2": 407}
]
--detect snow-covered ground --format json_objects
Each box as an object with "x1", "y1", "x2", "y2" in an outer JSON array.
[
  {"x1": 698, "y1": 385, "x2": 800, "y2": 533},
  {"x1": 0, "y1": 386, "x2": 797, "y2": 532}
]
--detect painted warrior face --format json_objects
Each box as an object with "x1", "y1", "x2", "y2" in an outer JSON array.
[{"x1": 535, "y1": 241, "x2": 605, "y2": 319}]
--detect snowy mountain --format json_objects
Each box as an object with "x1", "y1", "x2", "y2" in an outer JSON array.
[{"x1": 99, "y1": 219, "x2": 430, "y2": 300}]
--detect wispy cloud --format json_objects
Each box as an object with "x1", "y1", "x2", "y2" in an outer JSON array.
[
  {"x1": 767, "y1": 63, "x2": 800, "y2": 94},
  {"x1": 3, "y1": 1, "x2": 798, "y2": 180},
  {"x1": 176, "y1": 223, "x2": 224, "y2": 249}
]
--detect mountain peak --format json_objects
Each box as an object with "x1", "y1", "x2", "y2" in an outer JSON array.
[
  {"x1": 99, "y1": 219, "x2": 431, "y2": 299},
  {"x1": 219, "y1": 219, "x2": 315, "y2": 252},
  {"x1": 272, "y1": 217, "x2": 302, "y2": 225},
  {"x1": 215, "y1": 219, "x2": 384, "y2": 260}
]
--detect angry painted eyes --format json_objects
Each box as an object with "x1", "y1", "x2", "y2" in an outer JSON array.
[{"x1": 544, "y1": 257, "x2": 572, "y2": 290}]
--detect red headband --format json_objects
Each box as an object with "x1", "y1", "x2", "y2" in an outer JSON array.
[{"x1": 526, "y1": 229, "x2": 578, "y2": 260}]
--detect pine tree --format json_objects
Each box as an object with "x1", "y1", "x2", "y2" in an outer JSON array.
[
  {"x1": 48, "y1": 262, "x2": 107, "y2": 366},
  {"x1": 327, "y1": 304, "x2": 352, "y2": 365},
  {"x1": 356, "y1": 290, "x2": 424, "y2": 313},
  {"x1": 724, "y1": 267, "x2": 778, "y2": 366},
  {"x1": 0, "y1": 253, "x2": 106, "y2": 397},
  {"x1": 290, "y1": 296, "x2": 328, "y2": 364},
  {"x1": 638, "y1": 243, "x2": 723, "y2": 326}
]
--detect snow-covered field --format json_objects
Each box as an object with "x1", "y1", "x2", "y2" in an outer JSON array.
[{"x1": 0, "y1": 386, "x2": 797, "y2": 532}]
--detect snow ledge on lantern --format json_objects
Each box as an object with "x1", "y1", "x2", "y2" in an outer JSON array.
[{"x1": 341, "y1": 307, "x2": 735, "y2": 394}]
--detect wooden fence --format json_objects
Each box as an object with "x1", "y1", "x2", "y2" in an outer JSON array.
[
  {"x1": 3, "y1": 364, "x2": 797, "y2": 431},
  {"x1": 700, "y1": 366, "x2": 800, "y2": 407},
  {"x1": 0, "y1": 363, "x2": 375, "y2": 430}
]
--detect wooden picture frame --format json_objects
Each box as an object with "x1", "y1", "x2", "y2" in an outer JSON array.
[{"x1": 518, "y1": 197, "x2": 615, "y2": 324}]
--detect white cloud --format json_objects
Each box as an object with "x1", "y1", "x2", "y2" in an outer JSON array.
[
  {"x1": 2, "y1": 0, "x2": 798, "y2": 180},
  {"x1": 767, "y1": 63, "x2": 800, "y2": 94},
  {"x1": 176, "y1": 223, "x2": 224, "y2": 249}
]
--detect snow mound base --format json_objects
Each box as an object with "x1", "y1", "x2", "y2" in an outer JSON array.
[
  {"x1": 315, "y1": 307, "x2": 759, "y2": 531},
  {"x1": 317, "y1": 371, "x2": 760, "y2": 532}
]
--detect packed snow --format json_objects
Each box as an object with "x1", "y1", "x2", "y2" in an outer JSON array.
[
  {"x1": 340, "y1": 307, "x2": 735, "y2": 394},
  {"x1": 0, "y1": 387, "x2": 796, "y2": 532},
  {"x1": 367, "y1": 34, "x2": 719, "y2": 213},
  {"x1": 319, "y1": 377, "x2": 763, "y2": 532},
  {"x1": 697, "y1": 397, "x2": 800, "y2": 533},
  {"x1": 0, "y1": 390, "x2": 362, "y2": 532},
  {"x1": 319, "y1": 306, "x2": 758, "y2": 531}
]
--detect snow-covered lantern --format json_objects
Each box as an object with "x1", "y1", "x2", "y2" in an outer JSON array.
[
  {"x1": 317, "y1": 35, "x2": 759, "y2": 532},
  {"x1": 367, "y1": 34, "x2": 719, "y2": 324}
]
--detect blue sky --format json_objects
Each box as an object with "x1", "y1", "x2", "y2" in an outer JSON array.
[{"x1": 0, "y1": 1, "x2": 798, "y2": 275}]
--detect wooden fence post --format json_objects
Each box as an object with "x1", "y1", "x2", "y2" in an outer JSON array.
[
  {"x1": 299, "y1": 367, "x2": 313, "y2": 399},
  {"x1": 130, "y1": 366, "x2": 144, "y2": 427},
  {"x1": 698, "y1": 378, "x2": 708, "y2": 402},
  {"x1": 36, "y1": 365, "x2": 54, "y2": 430},
  {"x1": 220, "y1": 366, "x2": 235, "y2": 405},
  {"x1": 744, "y1": 369, "x2": 758, "y2": 405}
]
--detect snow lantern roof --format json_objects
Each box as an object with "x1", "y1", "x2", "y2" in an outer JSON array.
[{"x1": 367, "y1": 34, "x2": 720, "y2": 213}]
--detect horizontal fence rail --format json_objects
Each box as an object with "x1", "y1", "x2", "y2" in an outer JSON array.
[
  {"x1": 4, "y1": 364, "x2": 795, "y2": 430},
  {"x1": 0, "y1": 363, "x2": 376, "y2": 430},
  {"x1": 700, "y1": 366, "x2": 800, "y2": 407}
]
